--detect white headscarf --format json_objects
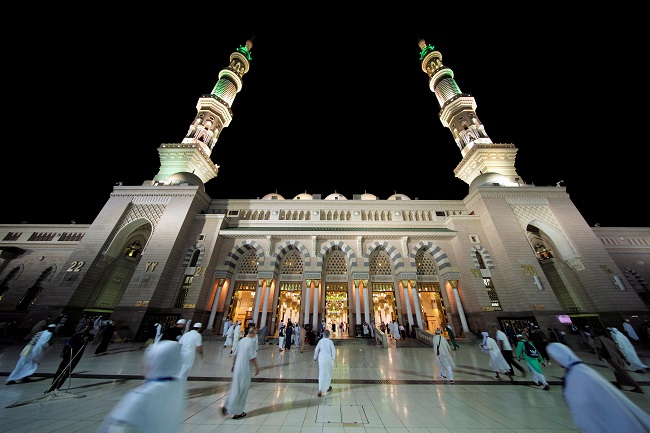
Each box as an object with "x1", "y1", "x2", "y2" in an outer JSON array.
[
  {"x1": 481, "y1": 331, "x2": 489, "y2": 346},
  {"x1": 609, "y1": 327, "x2": 649, "y2": 371},
  {"x1": 98, "y1": 340, "x2": 185, "y2": 433},
  {"x1": 546, "y1": 343, "x2": 650, "y2": 433}
]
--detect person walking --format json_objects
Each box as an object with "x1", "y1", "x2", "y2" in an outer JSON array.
[
  {"x1": 433, "y1": 328, "x2": 455, "y2": 383},
  {"x1": 547, "y1": 342, "x2": 650, "y2": 433},
  {"x1": 153, "y1": 322, "x2": 164, "y2": 344},
  {"x1": 278, "y1": 322, "x2": 286, "y2": 352},
  {"x1": 258, "y1": 324, "x2": 268, "y2": 345},
  {"x1": 284, "y1": 321, "x2": 294, "y2": 351},
  {"x1": 46, "y1": 324, "x2": 94, "y2": 393},
  {"x1": 494, "y1": 325, "x2": 525, "y2": 377},
  {"x1": 93, "y1": 320, "x2": 118, "y2": 357},
  {"x1": 529, "y1": 326, "x2": 550, "y2": 362},
  {"x1": 479, "y1": 331, "x2": 513, "y2": 380},
  {"x1": 446, "y1": 323, "x2": 461, "y2": 350},
  {"x1": 392, "y1": 321, "x2": 401, "y2": 341},
  {"x1": 515, "y1": 334, "x2": 550, "y2": 390},
  {"x1": 299, "y1": 323, "x2": 307, "y2": 353},
  {"x1": 231, "y1": 321, "x2": 242, "y2": 355},
  {"x1": 314, "y1": 329, "x2": 336, "y2": 397},
  {"x1": 593, "y1": 329, "x2": 644, "y2": 393},
  {"x1": 222, "y1": 325, "x2": 260, "y2": 419},
  {"x1": 223, "y1": 319, "x2": 232, "y2": 338},
  {"x1": 178, "y1": 322, "x2": 204, "y2": 380},
  {"x1": 97, "y1": 340, "x2": 185, "y2": 433},
  {"x1": 161, "y1": 318, "x2": 186, "y2": 342},
  {"x1": 622, "y1": 319, "x2": 640, "y2": 343},
  {"x1": 608, "y1": 327, "x2": 648, "y2": 373},
  {"x1": 7, "y1": 324, "x2": 55, "y2": 384}
]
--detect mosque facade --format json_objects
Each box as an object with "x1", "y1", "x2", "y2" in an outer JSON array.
[{"x1": 1, "y1": 40, "x2": 649, "y2": 341}]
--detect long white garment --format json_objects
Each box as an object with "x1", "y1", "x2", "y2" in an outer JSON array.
[
  {"x1": 231, "y1": 323, "x2": 242, "y2": 353},
  {"x1": 433, "y1": 334, "x2": 455, "y2": 381},
  {"x1": 178, "y1": 329, "x2": 203, "y2": 380},
  {"x1": 7, "y1": 329, "x2": 53, "y2": 382},
  {"x1": 392, "y1": 322, "x2": 401, "y2": 340},
  {"x1": 154, "y1": 323, "x2": 163, "y2": 344},
  {"x1": 480, "y1": 334, "x2": 510, "y2": 373},
  {"x1": 623, "y1": 321, "x2": 640, "y2": 341},
  {"x1": 547, "y1": 343, "x2": 650, "y2": 433},
  {"x1": 609, "y1": 327, "x2": 649, "y2": 371},
  {"x1": 224, "y1": 324, "x2": 234, "y2": 347},
  {"x1": 314, "y1": 337, "x2": 336, "y2": 393},
  {"x1": 223, "y1": 320, "x2": 232, "y2": 338},
  {"x1": 97, "y1": 340, "x2": 185, "y2": 433},
  {"x1": 225, "y1": 335, "x2": 257, "y2": 415}
]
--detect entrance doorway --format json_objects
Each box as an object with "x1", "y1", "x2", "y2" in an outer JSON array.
[
  {"x1": 277, "y1": 282, "x2": 301, "y2": 328},
  {"x1": 325, "y1": 283, "x2": 348, "y2": 336},
  {"x1": 228, "y1": 282, "x2": 256, "y2": 325},
  {"x1": 372, "y1": 283, "x2": 396, "y2": 328},
  {"x1": 418, "y1": 283, "x2": 446, "y2": 332}
]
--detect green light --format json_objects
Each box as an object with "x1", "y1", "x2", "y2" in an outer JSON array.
[
  {"x1": 236, "y1": 45, "x2": 253, "y2": 61},
  {"x1": 419, "y1": 44, "x2": 435, "y2": 61}
]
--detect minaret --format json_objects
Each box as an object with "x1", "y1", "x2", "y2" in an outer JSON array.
[
  {"x1": 418, "y1": 39, "x2": 523, "y2": 187},
  {"x1": 153, "y1": 39, "x2": 254, "y2": 184}
]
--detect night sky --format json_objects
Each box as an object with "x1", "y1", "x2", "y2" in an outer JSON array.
[{"x1": 3, "y1": 13, "x2": 645, "y2": 227}]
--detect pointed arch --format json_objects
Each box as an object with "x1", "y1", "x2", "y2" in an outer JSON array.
[
  {"x1": 271, "y1": 241, "x2": 310, "y2": 273},
  {"x1": 528, "y1": 218, "x2": 579, "y2": 262},
  {"x1": 363, "y1": 241, "x2": 404, "y2": 271},
  {"x1": 317, "y1": 240, "x2": 357, "y2": 268},
  {"x1": 470, "y1": 246, "x2": 495, "y2": 270},
  {"x1": 410, "y1": 241, "x2": 452, "y2": 270},
  {"x1": 224, "y1": 240, "x2": 265, "y2": 272}
]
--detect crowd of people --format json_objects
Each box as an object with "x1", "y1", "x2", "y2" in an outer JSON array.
[{"x1": 3, "y1": 315, "x2": 649, "y2": 432}]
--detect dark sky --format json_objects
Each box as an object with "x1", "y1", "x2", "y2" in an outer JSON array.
[{"x1": 3, "y1": 14, "x2": 645, "y2": 227}]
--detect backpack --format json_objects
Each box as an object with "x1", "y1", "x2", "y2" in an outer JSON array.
[{"x1": 523, "y1": 341, "x2": 539, "y2": 358}]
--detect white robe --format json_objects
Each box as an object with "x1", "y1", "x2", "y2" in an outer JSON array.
[
  {"x1": 223, "y1": 320, "x2": 232, "y2": 338},
  {"x1": 98, "y1": 340, "x2": 185, "y2": 433},
  {"x1": 154, "y1": 323, "x2": 163, "y2": 344},
  {"x1": 480, "y1": 334, "x2": 510, "y2": 373},
  {"x1": 392, "y1": 322, "x2": 400, "y2": 340},
  {"x1": 178, "y1": 329, "x2": 202, "y2": 380},
  {"x1": 547, "y1": 342, "x2": 650, "y2": 433},
  {"x1": 314, "y1": 337, "x2": 336, "y2": 393},
  {"x1": 7, "y1": 329, "x2": 52, "y2": 382},
  {"x1": 433, "y1": 334, "x2": 455, "y2": 380},
  {"x1": 231, "y1": 323, "x2": 242, "y2": 353},
  {"x1": 224, "y1": 323, "x2": 234, "y2": 347},
  {"x1": 609, "y1": 327, "x2": 649, "y2": 371},
  {"x1": 225, "y1": 335, "x2": 257, "y2": 415},
  {"x1": 623, "y1": 321, "x2": 640, "y2": 341}
]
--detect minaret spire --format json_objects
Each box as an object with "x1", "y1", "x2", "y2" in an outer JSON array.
[
  {"x1": 153, "y1": 39, "x2": 254, "y2": 185},
  {"x1": 418, "y1": 38, "x2": 522, "y2": 187}
]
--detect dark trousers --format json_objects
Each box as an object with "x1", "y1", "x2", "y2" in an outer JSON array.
[
  {"x1": 48, "y1": 345, "x2": 86, "y2": 392},
  {"x1": 501, "y1": 349, "x2": 525, "y2": 374}
]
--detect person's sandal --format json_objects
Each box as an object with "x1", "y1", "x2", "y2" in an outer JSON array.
[{"x1": 233, "y1": 412, "x2": 247, "y2": 419}]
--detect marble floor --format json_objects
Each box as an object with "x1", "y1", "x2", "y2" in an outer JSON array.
[{"x1": 1, "y1": 335, "x2": 649, "y2": 433}]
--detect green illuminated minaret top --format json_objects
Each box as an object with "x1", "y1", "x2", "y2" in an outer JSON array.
[{"x1": 153, "y1": 40, "x2": 254, "y2": 185}]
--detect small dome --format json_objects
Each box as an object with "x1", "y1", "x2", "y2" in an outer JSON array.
[
  {"x1": 387, "y1": 193, "x2": 411, "y2": 201},
  {"x1": 261, "y1": 192, "x2": 285, "y2": 200},
  {"x1": 166, "y1": 172, "x2": 205, "y2": 191},
  {"x1": 293, "y1": 192, "x2": 313, "y2": 200},
  {"x1": 360, "y1": 192, "x2": 378, "y2": 200},
  {"x1": 324, "y1": 192, "x2": 347, "y2": 200},
  {"x1": 469, "y1": 172, "x2": 516, "y2": 190}
]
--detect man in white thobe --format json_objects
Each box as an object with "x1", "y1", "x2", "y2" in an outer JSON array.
[
  {"x1": 392, "y1": 321, "x2": 401, "y2": 340},
  {"x1": 7, "y1": 324, "x2": 55, "y2": 384},
  {"x1": 314, "y1": 329, "x2": 336, "y2": 396},
  {"x1": 178, "y1": 322, "x2": 204, "y2": 380},
  {"x1": 223, "y1": 319, "x2": 232, "y2": 338},
  {"x1": 622, "y1": 319, "x2": 640, "y2": 342},
  {"x1": 231, "y1": 321, "x2": 242, "y2": 355},
  {"x1": 222, "y1": 325, "x2": 259, "y2": 419},
  {"x1": 97, "y1": 340, "x2": 185, "y2": 433},
  {"x1": 153, "y1": 322, "x2": 163, "y2": 344}
]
